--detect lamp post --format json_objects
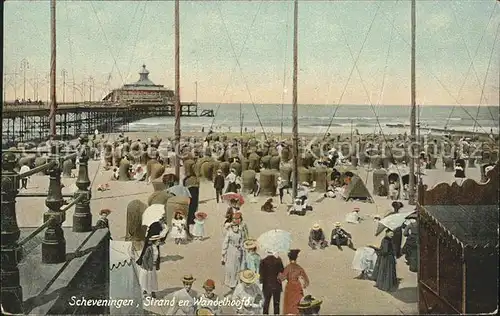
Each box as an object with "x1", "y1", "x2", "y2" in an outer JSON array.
[{"x1": 20, "y1": 59, "x2": 30, "y2": 101}]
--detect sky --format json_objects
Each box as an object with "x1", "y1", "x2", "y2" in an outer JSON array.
[{"x1": 2, "y1": 0, "x2": 500, "y2": 106}]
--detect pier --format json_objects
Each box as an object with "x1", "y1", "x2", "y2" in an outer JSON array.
[{"x1": 2, "y1": 101, "x2": 214, "y2": 146}]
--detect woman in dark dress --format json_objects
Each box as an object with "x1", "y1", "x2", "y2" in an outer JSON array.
[
  {"x1": 384, "y1": 202, "x2": 404, "y2": 258},
  {"x1": 402, "y1": 220, "x2": 419, "y2": 272},
  {"x1": 372, "y1": 229, "x2": 398, "y2": 292}
]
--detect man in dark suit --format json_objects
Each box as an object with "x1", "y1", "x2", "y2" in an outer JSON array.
[
  {"x1": 213, "y1": 169, "x2": 225, "y2": 203},
  {"x1": 259, "y1": 250, "x2": 284, "y2": 314}
]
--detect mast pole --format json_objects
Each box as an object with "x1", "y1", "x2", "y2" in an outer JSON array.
[
  {"x1": 174, "y1": 0, "x2": 181, "y2": 180},
  {"x1": 195, "y1": 81, "x2": 198, "y2": 103},
  {"x1": 49, "y1": 0, "x2": 57, "y2": 137},
  {"x1": 240, "y1": 103, "x2": 243, "y2": 136},
  {"x1": 409, "y1": 0, "x2": 417, "y2": 205},
  {"x1": 292, "y1": 0, "x2": 299, "y2": 199}
]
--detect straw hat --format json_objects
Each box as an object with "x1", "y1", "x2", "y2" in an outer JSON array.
[
  {"x1": 334, "y1": 222, "x2": 341, "y2": 227},
  {"x1": 195, "y1": 211, "x2": 208, "y2": 219},
  {"x1": 99, "y1": 209, "x2": 112, "y2": 216},
  {"x1": 243, "y1": 239, "x2": 258, "y2": 249},
  {"x1": 181, "y1": 274, "x2": 196, "y2": 284},
  {"x1": 312, "y1": 223, "x2": 321, "y2": 230},
  {"x1": 230, "y1": 168, "x2": 236, "y2": 173},
  {"x1": 149, "y1": 235, "x2": 161, "y2": 241},
  {"x1": 301, "y1": 181, "x2": 310, "y2": 186},
  {"x1": 353, "y1": 207, "x2": 360, "y2": 212},
  {"x1": 203, "y1": 279, "x2": 215, "y2": 290},
  {"x1": 392, "y1": 201, "x2": 404, "y2": 209},
  {"x1": 196, "y1": 308, "x2": 214, "y2": 316},
  {"x1": 239, "y1": 270, "x2": 259, "y2": 284},
  {"x1": 297, "y1": 295, "x2": 323, "y2": 310}
]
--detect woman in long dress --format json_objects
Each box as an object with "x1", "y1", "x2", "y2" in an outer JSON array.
[
  {"x1": 372, "y1": 229, "x2": 398, "y2": 292},
  {"x1": 137, "y1": 235, "x2": 161, "y2": 298},
  {"x1": 279, "y1": 249, "x2": 310, "y2": 315},
  {"x1": 221, "y1": 222, "x2": 245, "y2": 290}
]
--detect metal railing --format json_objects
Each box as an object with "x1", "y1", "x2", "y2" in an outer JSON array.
[{"x1": 0, "y1": 136, "x2": 93, "y2": 314}]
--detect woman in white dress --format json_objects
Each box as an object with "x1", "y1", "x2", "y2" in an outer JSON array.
[
  {"x1": 221, "y1": 223, "x2": 245, "y2": 290},
  {"x1": 232, "y1": 270, "x2": 264, "y2": 314},
  {"x1": 138, "y1": 235, "x2": 161, "y2": 298},
  {"x1": 171, "y1": 211, "x2": 187, "y2": 244}
]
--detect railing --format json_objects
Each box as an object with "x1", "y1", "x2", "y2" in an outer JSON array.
[{"x1": 1, "y1": 135, "x2": 93, "y2": 314}]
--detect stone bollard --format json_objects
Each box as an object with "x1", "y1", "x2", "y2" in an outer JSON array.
[
  {"x1": 269, "y1": 156, "x2": 280, "y2": 170},
  {"x1": 73, "y1": 135, "x2": 93, "y2": 232},
  {"x1": 151, "y1": 178, "x2": 166, "y2": 191},
  {"x1": 119, "y1": 157, "x2": 131, "y2": 181},
  {"x1": 42, "y1": 142, "x2": 67, "y2": 263},
  {"x1": 261, "y1": 155, "x2": 272, "y2": 169},
  {"x1": 314, "y1": 167, "x2": 328, "y2": 193},
  {"x1": 1, "y1": 152, "x2": 24, "y2": 314},
  {"x1": 241, "y1": 170, "x2": 256, "y2": 194},
  {"x1": 62, "y1": 159, "x2": 74, "y2": 178},
  {"x1": 443, "y1": 157, "x2": 454, "y2": 172},
  {"x1": 259, "y1": 169, "x2": 276, "y2": 196},
  {"x1": 149, "y1": 162, "x2": 166, "y2": 182},
  {"x1": 148, "y1": 190, "x2": 173, "y2": 206}
]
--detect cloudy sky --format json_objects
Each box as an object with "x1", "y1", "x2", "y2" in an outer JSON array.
[{"x1": 3, "y1": 0, "x2": 499, "y2": 106}]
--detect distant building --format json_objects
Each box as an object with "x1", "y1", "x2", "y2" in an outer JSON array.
[{"x1": 102, "y1": 64, "x2": 174, "y2": 106}]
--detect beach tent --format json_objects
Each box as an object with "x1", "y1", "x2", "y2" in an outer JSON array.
[
  {"x1": 343, "y1": 175, "x2": 373, "y2": 203},
  {"x1": 109, "y1": 241, "x2": 144, "y2": 315}
]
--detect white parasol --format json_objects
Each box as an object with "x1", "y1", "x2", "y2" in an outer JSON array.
[
  {"x1": 375, "y1": 211, "x2": 416, "y2": 236},
  {"x1": 142, "y1": 204, "x2": 165, "y2": 227},
  {"x1": 257, "y1": 229, "x2": 292, "y2": 254}
]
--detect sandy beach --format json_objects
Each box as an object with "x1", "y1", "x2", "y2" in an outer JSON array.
[{"x1": 16, "y1": 131, "x2": 484, "y2": 315}]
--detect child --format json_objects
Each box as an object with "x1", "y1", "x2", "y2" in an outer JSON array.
[
  {"x1": 171, "y1": 211, "x2": 187, "y2": 244},
  {"x1": 192, "y1": 211, "x2": 207, "y2": 241},
  {"x1": 243, "y1": 239, "x2": 261, "y2": 274}
]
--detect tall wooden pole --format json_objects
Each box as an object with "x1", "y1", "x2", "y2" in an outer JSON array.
[
  {"x1": 408, "y1": 0, "x2": 416, "y2": 205},
  {"x1": 292, "y1": 0, "x2": 299, "y2": 199},
  {"x1": 174, "y1": 0, "x2": 181, "y2": 179},
  {"x1": 49, "y1": 0, "x2": 57, "y2": 137}
]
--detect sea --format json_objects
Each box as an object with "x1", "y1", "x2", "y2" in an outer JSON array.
[{"x1": 127, "y1": 103, "x2": 499, "y2": 136}]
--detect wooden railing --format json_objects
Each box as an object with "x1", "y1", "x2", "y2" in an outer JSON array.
[{"x1": 1, "y1": 136, "x2": 93, "y2": 314}]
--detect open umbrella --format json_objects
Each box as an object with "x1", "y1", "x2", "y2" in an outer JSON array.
[
  {"x1": 257, "y1": 229, "x2": 292, "y2": 254},
  {"x1": 375, "y1": 211, "x2": 416, "y2": 236},
  {"x1": 222, "y1": 192, "x2": 245, "y2": 205},
  {"x1": 142, "y1": 204, "x2": 165, "y2": 227},
  {"x1": 167, "y1": 185, "x2": 192, "y2": 198}
]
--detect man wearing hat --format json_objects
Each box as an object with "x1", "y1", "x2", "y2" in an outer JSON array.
[
  {"x1": 259, "y1": 249, "x2": 284, "y2": 314},
  {"x1": 167, "y1": 274, "x2": 199, "y2": 315},
  {"x1": 213, "y1": 169, "x2": 225, "y2": 203},
  {"x1": 232, "y1": 270, "x2": 264, "y2": 314},
  {"x1": 308, "y1": 224, "x2": 328, "y2": 250},
  {"x1": 197, "y1": 279, "x2": 221, "y2": 315},
  {"x1": 93, "y1": 209, "x2": 112, "y2": 239},
  {"x1": 330, "y1": 222, "x2": 356, "y2": 251}
]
